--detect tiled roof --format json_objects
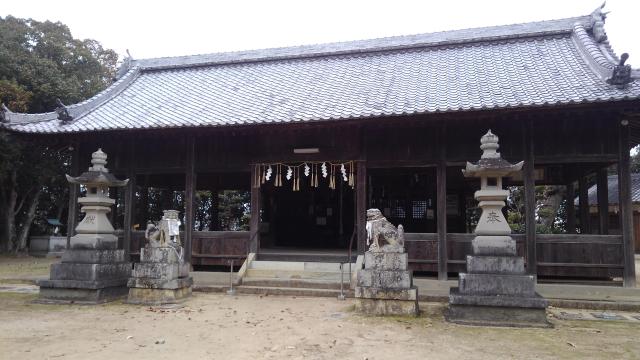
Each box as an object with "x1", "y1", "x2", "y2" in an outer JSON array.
[
  {"x1": 579, "y1": 174, "x2": 640, "y2": 206},
  {"x1": 2, "y1": 10, "x2": 639, "y2": 134}
]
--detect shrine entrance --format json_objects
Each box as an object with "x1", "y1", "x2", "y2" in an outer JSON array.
[{"x1": 259, "y1": 175, "x2": 355, "y2": 251}]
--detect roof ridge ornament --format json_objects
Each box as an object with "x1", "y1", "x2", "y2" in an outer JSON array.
[
  {"x1": 55, "y1": 98, "x2": 73, "y2": 123},
  {"x1": 115, "y1": 49, "x2": 134, "y2": 80},
  {"x1": 607, "y1": 53, "x2": 633, "y2": 89},
  {"x1": 589, "y1": 2, "x2": 609, "y2": 43}
]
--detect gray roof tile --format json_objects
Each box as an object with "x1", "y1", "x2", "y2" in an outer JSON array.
[{"x1": 3, "y1": 14, "x2": 639, "y2": 134}]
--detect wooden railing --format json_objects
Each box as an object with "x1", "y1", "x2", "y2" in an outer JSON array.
[{"x1": 404, "y1": 233, "x2": 624, "y2": 278}]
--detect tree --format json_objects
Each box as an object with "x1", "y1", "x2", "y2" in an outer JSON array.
[{"x1": 0, "y1": 16, "x2": 117, "y2": 252}]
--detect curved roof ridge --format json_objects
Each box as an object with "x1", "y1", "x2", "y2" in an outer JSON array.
[
  {"x1": 4, "y1": 67, "x2": 140, "y2": 124},
  {"x1": 129, "y1": 15, "x2": 590, "y2": 71}
]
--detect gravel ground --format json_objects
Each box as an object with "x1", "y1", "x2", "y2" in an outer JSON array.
[{"x1": 1, "y1": 292, "x2": 639, "y2": 360}]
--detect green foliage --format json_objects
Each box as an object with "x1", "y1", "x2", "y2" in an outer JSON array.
[
  {"x1": 0, "y1": 16, "x2": 117, "y2": 251},
  {"x1": 0, "y1": 16, "x2": 117, "y2": 112}
]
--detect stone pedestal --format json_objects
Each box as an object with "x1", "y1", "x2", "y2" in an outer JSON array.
[
  {"x1": 127, "y1": 247, "x2": 193, "y2": 305},
  {"x1": 355, "y1": 251, "x2": 418, "y2": 316},
  {"x1": 38, "y1": 249, "x2": 131, "y2": 303},
  {"x1": 446, "y1": 253, "x2": 549, "y2": 327}
]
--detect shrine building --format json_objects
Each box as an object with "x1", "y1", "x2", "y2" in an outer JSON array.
[{"x1": 2, "y1": 6, "x2": 640, "y2": 286}]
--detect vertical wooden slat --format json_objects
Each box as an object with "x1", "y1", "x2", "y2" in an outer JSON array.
[
  {"x1": 597, "y1": 167, "x2": 609, "y2": 235},
  {"x1": 66, "y1": 143, "x2": 80, "y2": 249},
  {"x1": 578, "y1": 176, "x2": 590, "y2": 234},
  {"x1": 249, "y1": 165, "x2": 261, "y2": 253},
  {"x1": 566, "y1": 182, "x2": 576, "y2": 234},
  {"x1": 523, "y1": 119, "x2": 537, "y2": 276},
  {"x1": 356, "y1": 161, "x2": 367, "y2": 254},
  {"x1": 437, "y1": 125, "x2": 447, "y2": 281},
  {"x1": 123, "y1": 138, "x2": 135, "y2": 259},
  {"x1": 618, "y1": 121, "x2": 636, "y2": 287},
  {"x1": 184, "y1": 136, "x2": 196, "y2": 263}
]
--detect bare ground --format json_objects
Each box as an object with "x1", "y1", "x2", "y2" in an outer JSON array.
[
  {"x1": 0, "y1": 292, "x2": 639, "y2": 360},
  {"x1": 0, "y1": 255, "x2": 56, "y2": 283}
]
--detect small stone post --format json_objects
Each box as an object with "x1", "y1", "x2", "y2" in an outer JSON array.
[{"x1": 446, "y1": 130, "x2": 549, "y2": 327}]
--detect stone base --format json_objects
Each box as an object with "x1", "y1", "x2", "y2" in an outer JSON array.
[
  {"x1": 355, "y1": 286, "x2": 417, "y2": 301},
  {"x1": 127, "y1": 286, "x2": 192, "y2": 305},
  {"x1": 37, "y1": 247, "x2": 131, "y2": 304},
  {"x1": 36, "y1": 284, "x2": 128, "y2": 304},
  {"x1": 446, "y1": 304, "x2": 550, "y2": 328},
  {"x1": 447, "y1": 287, "x2": 550, "y2": 327},
  {"x1": 355, "y1": 297, "x2": 418, "y2": 316}
]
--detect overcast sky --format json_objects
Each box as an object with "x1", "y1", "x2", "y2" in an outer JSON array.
[{"x1": 1, "y1": 0, "x2": 638, "y2": 65}]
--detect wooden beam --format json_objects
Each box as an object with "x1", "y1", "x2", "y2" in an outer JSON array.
[
  {"x1": 436, "y1": 125, "x2": 447, "y2": 281},
  {"x1": 618, "y1": 121, "x2": 636, "y2": 287},
  {"x1": 184, "y1": 136, "x2": 196, "y2": 263},
  {"x1": 123, "y1": 139, "x2": 136, "y2": 259},
  {"x1": 249, "y1": 165, "x2": 261, "y2": 253},
  {"x1": 578, "y1": 176, "x2": 590, "y2": 234},
  {"x1": 523, "y1": 119, "x2": 537, "y2": 276},
  {"x1": 356, "y1": 161, "x2": 367, "y2": 254},
  {"x1": 566, "y1": 182, "x2": 576, "y2": 234},
  {"x1": 66, "y1": 144, "x2": 80, "y2": 249},
  {"x1": 596, "y1": 167, "x2": 609, "y2": 235}
]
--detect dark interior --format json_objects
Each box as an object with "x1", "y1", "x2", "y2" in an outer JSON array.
[{"x1": 260, "y1": 175, "x2": 355, "y2": 250}]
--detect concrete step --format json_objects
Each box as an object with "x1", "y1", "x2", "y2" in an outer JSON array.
[
  {"x1": 236, "y1": 285, "x2": 354, "y2": 298},
  {"x1": 244, "y1": 268, "x2": 353, "y2": 281},
  {"x1": 241, "y1": 277, "x2": 351, "y2": 290},
  {"x1": 257, "y1": 253, "x2": 357, "y2": 263},
  {"x1": 249, "y1": 260, "x2": 355, "y2": 272}
]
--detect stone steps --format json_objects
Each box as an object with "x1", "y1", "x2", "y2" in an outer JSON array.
[
  {"x1": 235, "y1": 285, "x2": 353, "y2": 298},
  {"x1": 245, "y1": 268, "x2": 352, "y2": 281},
  {"x1": 240, "y1": 260, "x2": 356, "y2": 293},
  {"x1": 242, "y1": 277, "x2": 349, "y2": 290}
]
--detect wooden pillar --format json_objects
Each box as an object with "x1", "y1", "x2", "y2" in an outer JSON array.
[
  {"x1": 184, "y1": 137, "x2": 196, "y2": 263},
  {"x1": 578, "y1": 176, "x2": 590, "y2": 234},
  {"x1": 596, "y1": 168, "x2": 609, "y2": 235},
  {"x1": 66, "y1": 144, "x2": 80, "y2": 249},
  {"x1": 618, "y1": 121, "x2": 636, "y2": 287},
  {"x1": 122, "y1": 137, "x2": 136, "y2": 261},
  {"x1": 566, "y1": 182, "x2": 576, "y2": 234},
  {"x1": 356, "y1": 161, "x2": 367, "y2": 254},
  {"x1": 436, "y1": 125, "x2": 447, "y2": 281},
  {"x1": 123, "y1": 139, "x2": 136, "y2": 259},
  {"x1": 249, "y1": 165, "x2": 261, "y2": 253},
  {"x1": 523, "y1": 119, "x2": 537, "y2": 276}
]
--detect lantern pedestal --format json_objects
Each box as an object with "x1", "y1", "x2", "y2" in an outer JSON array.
[{"x1": 446, "y1": 131, "x2": 549, "y2": 327}]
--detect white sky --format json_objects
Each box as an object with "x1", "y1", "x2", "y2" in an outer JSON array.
[{"x1": 1, "y1": 0, "x2": 638, "y2": 65}]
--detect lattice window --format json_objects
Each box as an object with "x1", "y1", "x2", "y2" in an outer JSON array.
[{"x1": 412, "y1": 200, "x2": 427, "y2": 219}]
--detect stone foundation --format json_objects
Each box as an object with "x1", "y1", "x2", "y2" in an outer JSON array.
[
  {"x1": 355, "y1": 297, "x2": 418, "y2": 316},
  {"x1": 355, "y1": 250, "x2": 418, "y2": 316},
  {"x1": 127, "y1": 247, "x2": 193, "y2": 305},
  {"x1": 37, "y1": 249, "x2": 130, "y2": 304}
]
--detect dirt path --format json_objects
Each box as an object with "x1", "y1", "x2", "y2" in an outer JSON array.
[{"x1": 1, "y1": 292, "x2": 639, "y2": 360}]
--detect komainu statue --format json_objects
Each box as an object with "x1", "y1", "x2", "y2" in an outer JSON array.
[
  {"x1": 144, "y1": 210, "x2": 183, "y2": 258},
  {"x1": 365, "y1": 208, "x2": 405, "y2": 252}
]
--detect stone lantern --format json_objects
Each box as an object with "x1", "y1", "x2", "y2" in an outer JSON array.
[
  {"x1": 446, "y1": 130, "x2": 549, "y2": 327},
  {"x1": 38, "y1": 149, "x2": 132, "y2": 303}
]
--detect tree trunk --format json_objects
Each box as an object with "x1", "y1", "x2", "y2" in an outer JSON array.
[
  {"x1": 539, "y1": 185, "x2": 565, "y2": 230},
  {"x1": 16, "y1": 188, "x2": 42, "y2": 252},
  {"x1": 0, "y1": 205, "x2": 15, "y2": 253},
  {"x1": 0, "y1": 170, "x2": 19, "y2": 252}
]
